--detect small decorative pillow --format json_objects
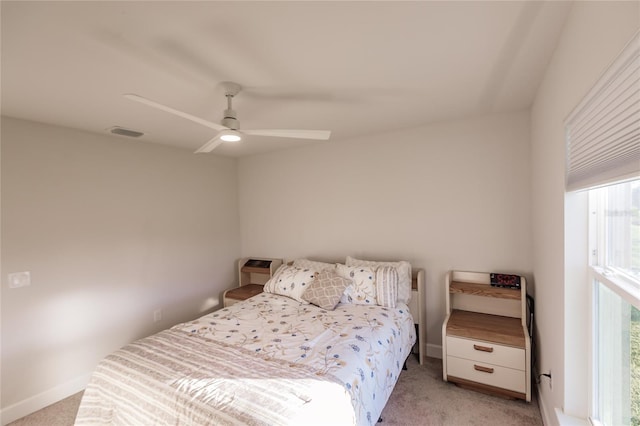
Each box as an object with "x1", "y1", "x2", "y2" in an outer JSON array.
[
  {"x1": 302, "y1": 269, "x2": 352, "y2": 310},
  {"x1": 375, "y1": 266, "x2": 398, "y2": 308},
  {"x1": 346, "y1": 256, "x2": 412, "y2": 304},
  {"x1": 264, "y1": 265, "x2": 317, "y2": 303},
  {"x1": 336, "y1": 264, "x2": 377, "y2": 305},
  {"x1": 292, "y1": 258, "x2": 336, "y2": 272}
]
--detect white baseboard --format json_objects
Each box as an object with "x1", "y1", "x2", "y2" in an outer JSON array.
[
  {"x1": 537, "y1": 382, "x2": 589, "y2": 426},
  {"x1": 537, "y1": 383, "x2": 554, "y2": 426},
  {"x1": 0, "y1": 373, "x2": 90, "y2": 425},
  {"x1": 426, "y1": 343, "x2": 443, "y2": 359}
]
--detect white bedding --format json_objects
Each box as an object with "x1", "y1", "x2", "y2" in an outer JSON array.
[{"x1": 76, "y1": 292, "x2": 415, "y2": 425}]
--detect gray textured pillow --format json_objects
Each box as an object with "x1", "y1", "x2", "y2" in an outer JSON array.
[{"x1": 302, "y1": 269, "x2": 352, "y2": 310}]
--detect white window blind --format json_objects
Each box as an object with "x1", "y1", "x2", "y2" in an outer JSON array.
[{"x1": 565, "y1": 31, "x2": 640, "y2": 191}]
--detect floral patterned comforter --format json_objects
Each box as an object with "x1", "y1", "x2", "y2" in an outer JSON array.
[
  {"x1": 177, "y1": 293, "x2": 416, "y2": 425},
  {"x1": 76, "y1": 292, "x2": 415, "y2": 426}
]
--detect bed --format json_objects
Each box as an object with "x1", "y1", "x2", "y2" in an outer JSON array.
[{"x1": 75, "y1": 257, "x2": 422, "y2": 425}]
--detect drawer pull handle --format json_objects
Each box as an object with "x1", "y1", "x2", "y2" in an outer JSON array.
[
  {"x1": 473, "y1": 344, "x2": 494, "y2": 353},
  {"x1": 474, "y1": 364, "x2": 494, "y2": 374}
]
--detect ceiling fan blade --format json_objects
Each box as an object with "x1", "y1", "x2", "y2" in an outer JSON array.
[
  {"x1": 194, "y1": 134, "x2": 224, "y2": 153},
  {"x1": 242, "y1": 129, "x2": 331, "y2": 140},
  {"x1": 124, "y1": 93, "x2": 226, "y2": 131}
]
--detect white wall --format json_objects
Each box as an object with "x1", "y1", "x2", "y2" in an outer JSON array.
[
  {"x1": 238, "y1": 110, "x2": 533, "y2": 357},
  {"x1": 0, "y1": 117, "x2": 240, "y2": 423},
  {"x1": 530, "y1": 1, "x2": 639, "y2": 424}
]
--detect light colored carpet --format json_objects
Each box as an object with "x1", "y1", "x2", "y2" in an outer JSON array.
[
  {"x1": 6, "y1": 392, "x2": 82, "y2": 426},
  {"x1": 380, "y1": 355, "x2": 542, "y2": 425},
  {"x1": 8, "y1": 355, "x2": 542, "y2": 425}
]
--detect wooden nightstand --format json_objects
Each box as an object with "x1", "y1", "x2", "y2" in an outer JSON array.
[
  {"x1": 442, "y1": 270, "x2": 530, "y2": 401},
  {"x1": 223, "y1": 257, "x2": 283, "y2": 308},
  {"x1": 223, "y1": 284, "x2": 264, "y2": 307}
]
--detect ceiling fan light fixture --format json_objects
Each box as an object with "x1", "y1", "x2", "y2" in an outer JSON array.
[{"x1": 220, "y1": 129, "x2": 242, "y2": 142}]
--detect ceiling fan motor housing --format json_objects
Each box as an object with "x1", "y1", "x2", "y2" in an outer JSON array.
[{"x1": 222, "y1": 108, "x2": 239, "y2": 130}]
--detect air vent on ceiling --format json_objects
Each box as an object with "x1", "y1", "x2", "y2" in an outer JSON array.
[{"x1": 108, "y1": 126, "x2": 144, "y2": 138}]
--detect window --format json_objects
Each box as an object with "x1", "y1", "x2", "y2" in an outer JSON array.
[
  {"x1": 589, "y1": 178, "x2": 640, "y2": 426},
  {"x1": 566, "y1": 29, "x2": 640, "y2": 423}
]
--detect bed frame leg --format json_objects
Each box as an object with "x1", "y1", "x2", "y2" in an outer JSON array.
[
  {"x1": 378, "y1": 416, "x2": 383, "y2": 423},
  {"x1": 403, "y1": 361, "x2": 408, "y2": 371}
]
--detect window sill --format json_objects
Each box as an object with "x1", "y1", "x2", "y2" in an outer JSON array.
[{"x1": 555, "y1": 408, "x2": 591, "y2": 426}]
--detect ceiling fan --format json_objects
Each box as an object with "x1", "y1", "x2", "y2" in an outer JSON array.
[{"x1": 124, "y1": 81, "x2": 331, "y2": 153}]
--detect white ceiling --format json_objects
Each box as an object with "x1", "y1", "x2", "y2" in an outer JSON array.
[{"x1": 1, "y1": 1, "x2": 572, "y2": 157}]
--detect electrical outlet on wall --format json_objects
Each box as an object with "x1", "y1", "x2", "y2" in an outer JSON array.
[{"x1": 153, "y1": 309, "x2": 162, "y2": 322}]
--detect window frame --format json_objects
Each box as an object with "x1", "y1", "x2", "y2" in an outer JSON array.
[
  {"x1": 565, "y1": 28, "x2": 640, "y2": 426},
  {"x1": 588, "y1": 180, "x2": 640, "y2": 425},
  {"x1": 589, "y1": 179, "x2": 640, "y2": 311}
]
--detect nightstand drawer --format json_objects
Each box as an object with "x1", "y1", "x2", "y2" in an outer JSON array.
[
  {"x1": 446, "y1": 336, "x2": 524, "y2": 370},
  {"x1": 446, "y1": 356, "x2": 525, "y2": 393}
]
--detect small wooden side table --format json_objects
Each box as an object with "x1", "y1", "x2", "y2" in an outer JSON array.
[{"x1": 223, "y1": 284, "x2": 264, "y2": 307}]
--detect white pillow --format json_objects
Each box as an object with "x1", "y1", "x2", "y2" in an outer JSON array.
[
  {"x1": 292, "y1": 258, "x2": 336, "y2": 271},
  {"x1": 376, "y1": 266, "x2": 398, "y2": 308},
  {"x1": 264, "y1": 265, "x2": 317, "y2": 303},
  {"x1": 336, "y1": 264, "x2": 377, "y2": 305},
  {"x1": 346, "y1": 256, "x2": 412, "y2": 304}
]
